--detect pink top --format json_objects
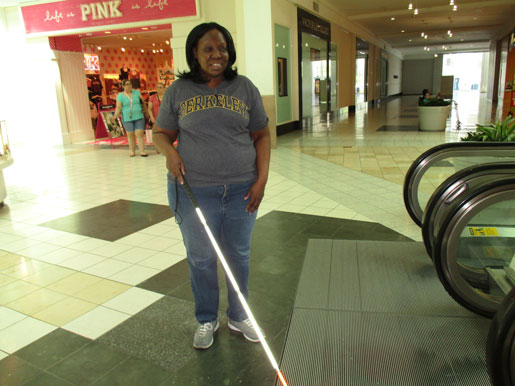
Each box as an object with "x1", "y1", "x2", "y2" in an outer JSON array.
[{"x1": 149, "y1": 93, "x2": 162, "y2": 120}]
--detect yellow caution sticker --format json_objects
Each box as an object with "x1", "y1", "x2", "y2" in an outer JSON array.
[{"x1": 468, "y1": 227, "x2": 499, "y2": 236}]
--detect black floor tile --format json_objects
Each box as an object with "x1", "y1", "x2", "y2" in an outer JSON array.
[
  {"x1": 137, "y1": 259, "x2": 189, "y2": 294},
  {"x1": 93, "y1": 357, "x2": 171, "y2": 386},
  {"x1": 47, "y1": 342, "x2": 129, "y2": 386},
  {"x1": 22, "y1": 371, "x2": 74, "y2": 386},
  {"x1": 0, "y1": 356, "x2": 42, "y2": 386},
  {"x1": 376, "y1": 125, "x2": 419, "y2": 131},
  {"x1": 97, "y1": 296, "x2": 197, "y2": 372},
  {"x1": 39, "y1": 200, "x2": 172, "y2": 241},
  {"x1": 15, "y1": 329, "x2": 91, "y2": 370}
]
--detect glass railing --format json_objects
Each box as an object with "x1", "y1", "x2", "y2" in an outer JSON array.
[
  {"x1": 432, "y1": 178, "x2": 515, "y2": 317},
  {"x1": 422, "y1": 162, "x2": 515, "y2": 258},
  {"x1": 403, "y1": 142, "x2": 515, "y2": 227}
]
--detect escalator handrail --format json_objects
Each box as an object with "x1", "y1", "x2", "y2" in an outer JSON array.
[
  {"x1": 487, "y1": 287, "x2": 515, "y2": 385},
  {"x1": 403, "y1": 142, "x2": 515, "y2": 227},
  {"x1": 421, "y1": 161, "x2": 515, "y2": 258},
  {"x1": 433, "y1": 177, "x2": 515, "y2": 318}
]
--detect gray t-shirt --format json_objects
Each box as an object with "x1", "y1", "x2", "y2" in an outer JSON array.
[{"x1": 156, "y1": 75, "x2": 269, "y2": 186}]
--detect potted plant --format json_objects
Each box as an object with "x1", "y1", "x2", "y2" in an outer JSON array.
[
  {"x1": 418, "y1": 98, "x2": 452, "y2": 131},
  {"x1": 460, "y1": 116, "x2": 515, "y2": 142}
]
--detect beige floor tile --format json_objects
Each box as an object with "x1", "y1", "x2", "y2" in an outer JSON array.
[
  {"x1": 6, "y1": 288, "x2": 67, "y2": 315},
  {"x1": 47, "y1": 272, "x2": 103, "y2": 296},
  {"x1": 1, "y1": 259, "x2": 53, "y2": 279},
  {"x1": 74, "y1": 279, "x2": 130, "y2": 304},
  {"x1": 22, "y1": 265, "x2": 75, "y2": 287},
  {"x1": 0, "y1": 253, "x2": 27, "y2": 270},
  {"x1": 33, "y1": 297, "x2": 98, "y2": 327},
  {"x1": 0, "y1": 280, "x2": 41, "y2": 305},
  {"x1": 0, "y1": 273, "x2": 17, "y2": 288}
]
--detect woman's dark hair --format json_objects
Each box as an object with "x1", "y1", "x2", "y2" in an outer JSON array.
[{"x1": 177, "y1": 22, "x2": 238, "y2": 83}]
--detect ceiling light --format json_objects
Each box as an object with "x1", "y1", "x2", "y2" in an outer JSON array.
[
  {"x1": 409, "y1": 39, "x2": 412, "y2": 42},
  {"x1": 123, "y1": 36, "x2": 127, "y2": 40},
  {"x1": 129, "y1": 37, "x2": 133, "y2": 41},
  {"x1": 424, "y1": 34, "x2": 428, "y2": 39},
  {"x1": 449, "y1": 0, "x2": 454, "y2": 4},
  {"x1": 141, "y1": 27, "x2": 148, "y2": 30},
  {"x1": 449, "y1": 33, "x2": 453, "y2": 37},
  {"x1": 165, "y1": 40, "x2": 169, "y2": 45},
  {"x1": 152, "y1": 49, "x2": 156, "y2": 53},
  {"x1": 152, "y1": 43, "x2": 156, "y2": 46},
  {"x1": 121, "y1": 47, "x2": 125, "y2": 52},
  {"x1": 105, "y1": 31, "x2": 111, "y2": 34},
  {"x1": 160, "y1": 49, "x2": 164, "y2": 53},
  {"x1": 453, "y1": 5, "x2": 457, "y2": 11},
  {"x1": 401, "y1": 30, "x2": 405, "y2": 33},
  {"x1": 391, "y1": 17, "x2": 395, "y2": 21},
  {"x1": 305, "y1": 43, "x2": 308, "y2": 47},
  {"x1": 434, "y1": 54, "x2": 438, "y2": 57},
  {"x1": 141, "y1": 49, "x2": 144, "y2": 53},
  {"x1": 408, "y1": 3, "x2": 413, "y2": 10},
  {"x1": 421, "y1": 32, "x2": 425, "y2": 37},
  {"x1": 448, "y1": 30, "x2": 451, "y2": 35},
  {"x1": 97, "y1": 46, "x2": 102, "y2": 50},
  {"x1": 414, "y1": 8, "x2": 419, "y2": 15}
]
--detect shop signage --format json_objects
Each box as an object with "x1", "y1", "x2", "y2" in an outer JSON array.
[
  {"x1": 297, "y1": 8, "x2": 330, "y2": 40},
  {"x1": 21, "y1": 0, "x2": 197, "y2": 35},
  {"x1": 84, "y1": 54, "x2": 100, "y2": 71}
]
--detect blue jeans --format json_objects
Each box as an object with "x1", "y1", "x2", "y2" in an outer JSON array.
[
  {"x1": 168, "y1": 178, "x2": 257, "y2": 324},
  {"x1": 122, "y1": 117, "x2": 145, "y2": 132}
]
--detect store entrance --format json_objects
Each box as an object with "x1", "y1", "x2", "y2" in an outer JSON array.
[{"x1": 79, "y1": 26, "x2": 173, "y2": 141}]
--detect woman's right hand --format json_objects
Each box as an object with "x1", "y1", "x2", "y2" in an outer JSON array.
[{"x1": 165, "y1": 148, "x2": 185, "y2": 184}]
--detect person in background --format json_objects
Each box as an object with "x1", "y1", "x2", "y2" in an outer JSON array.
[
  {"x1": 148, "y1": 82, "x2": 166, "y2": 125},
  {"x1": 152, "y1": 22, "x2": 271, "y2": 350},
  {"x1": 419, "y1": 89, "x2": 431, "y2": 104},
  {"x1": 89, "y1": 99, "x2": 98, "y2": 136},
  {"x1": 112, "y1": 80, "x2": 149, "y2": 157}
]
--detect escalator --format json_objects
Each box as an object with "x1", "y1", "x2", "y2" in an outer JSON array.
[
  {"x1": 431, "y1": 177, "x2": 515, "y2": 317},
  {"x1": 403, "y1": 142, "x2": 515, "y2": 227},
  {"x1": 487, "y1": 287, "x2": 515, "y2": 386},
  {"x1": 404, "y1": 147, "x2": 515, "y2": 384}
]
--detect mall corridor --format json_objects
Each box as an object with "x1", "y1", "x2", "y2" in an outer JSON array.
[{"x1": 0, "y1": 92, "x2": 501, "y2": 385}]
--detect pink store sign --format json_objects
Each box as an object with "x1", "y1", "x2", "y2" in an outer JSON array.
[{"x1": 21, "y1": 0, "x2": 197, "y2": 35}]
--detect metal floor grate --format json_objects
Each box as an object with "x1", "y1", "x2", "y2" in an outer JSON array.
[{"x1": 277, "y1": 240, "x2": 491, "y2": 385}]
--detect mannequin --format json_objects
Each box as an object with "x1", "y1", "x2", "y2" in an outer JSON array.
[{"x1": 119, "y1": 65, "x2": 130, "y2": 81}]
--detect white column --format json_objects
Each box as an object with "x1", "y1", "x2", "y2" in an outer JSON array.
[{"x1": 235, "y1": 0, "x2": 274, "y2": 95}]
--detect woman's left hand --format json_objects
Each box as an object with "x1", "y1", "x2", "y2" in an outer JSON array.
[{"x1": 244, "y1": 180, "x2": 266, "y2": 214}]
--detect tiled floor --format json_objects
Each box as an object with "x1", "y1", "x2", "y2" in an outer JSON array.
[{"x1": 0, "y1": 92, "x2": 500, "y2": 384}]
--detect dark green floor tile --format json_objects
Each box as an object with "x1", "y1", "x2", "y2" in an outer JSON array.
[
  {"x1": 48, "y1": 342, "x2": 129, "y2": 386},
  {"x1": 163, "y1": 327, "x2": 276, "y2": 386},
  {"x1": 137, "y1": 259, "x2": 189, "y2": 294},
  {"x1": 97, "y1": 296, "x2": 197, "y2": 371},
  {"x1": 22, "y1": 371, "x2": 74, "y2": 386},
  {"x1": 93, "y1": 357, "x2": 171, "y2": 386},
  {"x1": 40, "y1": 200, "x2": 172, "y2": 241},
  {"x1": 15, "y1": 329, "x2": 91, "y2": 370},
  {"x1": 0, "y1": 356, "x2": 42, "y2": 386}
]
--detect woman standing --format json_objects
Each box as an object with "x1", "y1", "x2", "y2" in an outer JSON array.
[
  {"x1": 153, "y1": 22, "x2": 270, "y2": 350},
  {"x1": 112, "y1": 80, "x2": 149, "y2": 157},
  {"x1": 148, "y1": 82, "x2": 166, "y2": 125}
]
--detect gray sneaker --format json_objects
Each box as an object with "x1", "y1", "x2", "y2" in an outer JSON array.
[
  {"x1": 193, "y1": 320, "x2": 219, "y2": 349},
  {"x1": 228, "y1": 319, "x2": 263, "y2": 343}
]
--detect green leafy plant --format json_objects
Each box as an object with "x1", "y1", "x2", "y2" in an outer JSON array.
[
  {"x1": 461, "y1": 117, "x2": 515, "y2": 142},
  {"x1": 419, "y1": 98, "x2": 451, "y2": 106}
]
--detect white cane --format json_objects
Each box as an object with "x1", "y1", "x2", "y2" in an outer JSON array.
[{"x1": 180, "y1": 174, "x2": 288, "y2": 386}]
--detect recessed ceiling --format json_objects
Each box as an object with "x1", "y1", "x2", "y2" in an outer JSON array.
[
  {"x1": 81, "y1": 29, "x2": 172, "y2": 51},
  {"x1": 324, "y1": 0, "x2": 515, "y2": 58}
]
